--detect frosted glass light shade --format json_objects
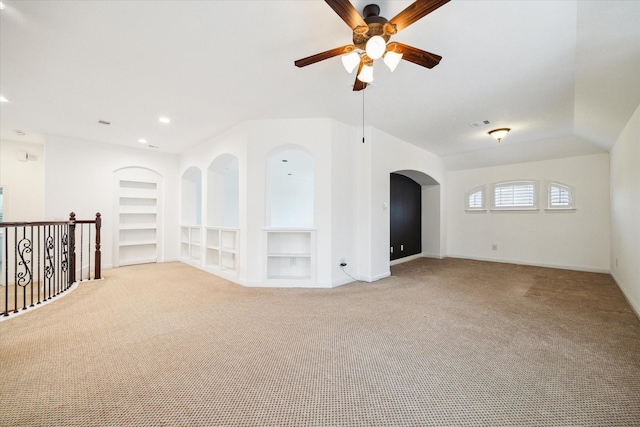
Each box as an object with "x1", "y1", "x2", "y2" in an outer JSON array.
[
  {"x1": 488, "y1": 128, "x2": 511, "y2": 142},
  {"x1": 383, "y1": 51, "x2": 403, "y2": 72},
  {"x1": 341, "y1": 51, "x2": 360, "y2": 73},
  {"x1": 357, "y1": 64, "x2": 374, "y2": 83},
  {"x1": 365, "y1": 36, "x2": 386, "y2": 60}
]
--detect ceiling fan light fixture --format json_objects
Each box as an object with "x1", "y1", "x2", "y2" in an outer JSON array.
[
  {"x1": 365, "y1": 35, "x2": 386, "y2": 60},
  {"x1": 341, "y1": 51, "x2": 360, "y2": 74},
  {"x1": 488, "y1": 128, "x2": 511, "y2": 142},
  {"x1": 357, "y1": 64, "x2": 374, "y2": 83},
  {"x1": 383, "y1": 51, "x2": 403, "y2": 72}
]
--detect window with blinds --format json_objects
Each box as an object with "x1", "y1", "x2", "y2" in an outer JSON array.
[
  {"x1": 465, "y1": 186, "x2": 486, "y2": 210},
  {"x1": 492, "y1": 180, "x2": 538, "y2": 210},
  {"x1": 547, "y1": 182, "x2": 574, "y2": 209}
]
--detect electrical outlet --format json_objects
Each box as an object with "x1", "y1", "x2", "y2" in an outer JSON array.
[{"x1": 492, "y1": 244, "x2": 498, "y2": 251}]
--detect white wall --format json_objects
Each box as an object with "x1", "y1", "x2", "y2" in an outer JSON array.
[
  {"x1": 44, "y1": 136, "x2": 180, "y2": 269},
  {"x1": 0, "y1": 139, "x2": 45, "y2": 221},
  {"x1": 446, "y1": 153, "x2": 611, "y2": 272},
  {"x1": 610, "y1": 103, "x2": 640, "y2": 317},
  {"x1": 331, "y1": 120, "x2": 359, "y2": 286},
  {"x1": 422, "y1": 185, "x2": 441, "y2": 258}
]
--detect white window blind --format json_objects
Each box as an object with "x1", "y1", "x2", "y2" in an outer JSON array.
[
  {"x1": 547, "y1": 182, "x2": 574, "y2": 209},
  {"x1": 492, "y1": 181, "x2": 538, "y2": 209},
  {"x1": 465, "y1": 186, "x2": 486, "y2": 210}
]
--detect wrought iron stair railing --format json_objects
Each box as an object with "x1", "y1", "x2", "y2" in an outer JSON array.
[{"x1": 0, "y1": 212, "x2": 101, "y2": 318}]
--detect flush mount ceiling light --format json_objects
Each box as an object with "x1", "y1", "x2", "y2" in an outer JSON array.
[
  {"x1": 488, "y1": 128, "x2": 511, "y2": 142},
  {"x1": 158, "y1": 116, "x2": 171, "y2": 124},
  {"x1": 138, "y1": 139, "x2": 148, "y2": 144},
  {"x1": 295, "y1": 1, "x2": 448, "y2": 91}
]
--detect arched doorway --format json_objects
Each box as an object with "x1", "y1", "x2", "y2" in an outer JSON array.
[{"x1": 390, "y1": 170, "x2": 441, "y2": 264}]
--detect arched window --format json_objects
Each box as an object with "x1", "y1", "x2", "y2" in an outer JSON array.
[
  {"x1": 547, "y1": 181, "x2": 575, "y2": 210},
  {"x1": 465, "y1": 185, "x2": 486, "y2": 210}
]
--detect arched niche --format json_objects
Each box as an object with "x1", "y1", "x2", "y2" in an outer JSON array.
[
  {"x1": 181, "y1": 166, "x2": 202, "y2": 226},
  {"x1": 266, "y1": 146, "x2": 314, "y2": 228},
  {"x1": 391, "y1": 169, "x2": 441, "y2": 261},
  {"x1": 207, "y1": 154, "x2": 239, "y2": 228}
]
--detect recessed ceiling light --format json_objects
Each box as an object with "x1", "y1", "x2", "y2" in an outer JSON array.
[
  {"x1": 158, "y1": 116, "x2": 171, "y2": 124},
  {"x1": 138, "y1": 139, "x2": 148, "y2": 144},
  {"x1": 0, "y1": 95, "x2": 8, "y2": 103}
]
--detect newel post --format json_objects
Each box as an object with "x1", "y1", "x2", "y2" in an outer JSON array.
[
  {"x1": 69, "y1": 212, "x2": 76, "y2": 284},
  {"x1": 94, "y1": 212, "x2": 101, "y2": 280}
]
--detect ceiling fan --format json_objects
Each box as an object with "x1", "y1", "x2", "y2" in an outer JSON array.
[{"x1": 294, "y1": 0, "x2": 450, "y2": 91}]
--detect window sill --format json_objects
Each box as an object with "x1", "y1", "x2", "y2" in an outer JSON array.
[
  {"x1": 465, "y1": 209, "x2": 487, "y2": 213},
  {"x1": 490, "y1": 208, "x2": 540, "y2": 212},
  {"x1": 544, "y1": 208, "x2": 576, "y2": 213}
]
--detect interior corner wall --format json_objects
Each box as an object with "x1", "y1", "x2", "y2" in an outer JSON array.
[
  {"x1": 610, "y1": 103, "x2": 640, "y2": 317},
  {"x1": 330, "y1": 120, "x2": 359, "y2": 286},
  {"x1": 0, "y1": 139, "x2": 45, "y2": 221},
  {"x1": 365, "y1": 127, "x2": 447, "y2": 282},
  {"x1": 446, "y1": 152, "x2": 611, "y2": 272},
  {"x1": 44, "y1": 135, "x2": 180, "y2": 269}
]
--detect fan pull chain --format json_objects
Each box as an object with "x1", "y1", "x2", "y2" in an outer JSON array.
[{"x1": 362, "y1": 89, "x2": 365, "y2": 143}]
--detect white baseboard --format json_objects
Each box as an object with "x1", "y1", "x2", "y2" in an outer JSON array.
[
  {"x1": 611, "y1": 271, "x2": 640, "y2": 321},
  {"x1": 445, "y1": 254, "x2": 610, "y2": 274},
  {"x1": 390, "y1": 253, "x2": 422, "y2": 266}
]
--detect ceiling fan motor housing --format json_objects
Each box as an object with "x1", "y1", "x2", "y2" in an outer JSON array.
[{"x1": 353, "y1": 4, "x2": 393, "y2": 50}]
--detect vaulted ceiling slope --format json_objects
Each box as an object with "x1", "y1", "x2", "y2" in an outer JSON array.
[{"x1": 1, "y1": 1, "x2": 638, "y2": 170}]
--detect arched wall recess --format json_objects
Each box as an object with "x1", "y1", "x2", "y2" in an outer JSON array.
[
  {"x1": 207, "y1": 154, "x2": 239, "y2": 228},
  {"x1": 265, "y1": 145, "x2": 316, "y2": 283},
  {"x1": 180, "y1": 166, "x2": 203, "y2": 263},
  {"x1": 205, "y1": 154, "x2": 240, "y2": 275},
  {"x1": 113, "y1": 166, "x2": 163, "y2": 267},
  {"x1": 181, "y1": 166, "x2": 202, "y2": 226},
  {"x1": 266, "y1": 146, "x2": 314, "y2": 228}
]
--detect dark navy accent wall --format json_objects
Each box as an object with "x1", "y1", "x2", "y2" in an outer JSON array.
[{"x1": 390, "y1": 173, "x2": 422, "y2": 261}]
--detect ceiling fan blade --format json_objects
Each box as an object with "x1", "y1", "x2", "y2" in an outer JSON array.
[
  {"x1": 388, "y1": 0, "x2": 450, "y2": 32},
  {"x1": 353, "y1": 59, "x2": 367, "y2": 91},
  {"x1": 325, "y1": 0, "x2": 368, "y2": 32},
  {"x1": 294, "y1": 45, "x2": 355, "y2": 68},
  {"x1": 395, "y1": 42, "x2": 442, "y2": 69}
]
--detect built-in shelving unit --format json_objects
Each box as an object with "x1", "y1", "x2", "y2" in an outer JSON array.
[
  {"x1": 265, "y1": 229, "x2": 315, "y2": 281},
  {"x1": 117, "y1": 180, "x2": 158, "y2": 266},
  {"x1": 180, "y1": 226, "x2": 202, "y2": 262},
  {"x1": 205, "y1": 227, "x2": 238, "y2": 273}
]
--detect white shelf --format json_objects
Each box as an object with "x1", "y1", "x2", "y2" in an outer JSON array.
[
  {"x1": 116, "y1": 178, "x2": 159, "y2": 267},
  {"x1": 118, "y1": 240, "x2": 157, "y2": 247},
  {"x1": 265, "y1": 230, "x2": 315, "y2": 281},
  {"x1": 181, "y1": 226, "x2": 203, "y2": 262},
  {"x1": 119, "y1": 223, "x2": 157, "y2": 230},
  {"x1": 205, "y1": 227, "x2": 238, "y2": 273}
]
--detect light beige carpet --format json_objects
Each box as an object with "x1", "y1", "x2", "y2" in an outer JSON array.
[{"x1": 1, "y1": 258, "x2": 639, "y2": 426}]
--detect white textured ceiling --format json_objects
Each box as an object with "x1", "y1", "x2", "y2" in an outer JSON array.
[{"x1": 1, "y1": 0, "x2": 638, "y2": 170}]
